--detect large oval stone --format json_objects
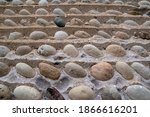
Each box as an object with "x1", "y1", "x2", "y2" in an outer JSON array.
[
  {"x1": 16, "y1": 45, "x2": 32, "y2": 55},
  {"x1": 0, "y1": 46, "x2": 10, "y2": 57},
  {"x1": 29, "y1": 31, "x2": 48, "y2": 40},
  {"x1": 0, "y1": 62, "x2": 10, "y2": 77}
]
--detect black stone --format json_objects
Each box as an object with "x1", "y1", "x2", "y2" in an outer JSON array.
[{"x1": 54, "y1": 16, "x2": 66, "y2": 27}]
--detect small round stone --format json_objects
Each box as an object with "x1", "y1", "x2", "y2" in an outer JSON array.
[
  {"x1": 63, "y1": 44, "x2": 79, "y2": 57},
  {"x1": 38, "y1": 0, "x2": 48, "y2": 6},
  {"x1": 25, "y1": 0, "x2": 35, "y2": 5},
  {"x1": 69, "y1": 85, "x2": 95, "y2": 100},
  {"x1": 83, "y1": 44, "x2": 102, "y2": 58},
  {"x1": 51, "y1": 0, "x2": 61, "y2": 4},
  {"x1": 12, "y1": 0, "x2": 23, "y2": 5},
  {"x1": 0, "y1": 46, "x2": 10, "y2": 57},
  {"x1": 130, "y1": 45, "x2": 148, "y2": 57},
  {"x1": 143, "y1": 21, "x2": 150, "y2": 27},
  {"x1": 106, "y1": 19, "x2": 118, "y2": 24},
  {"x1": 123, "y1": 20, "x2": 139, "y2": 26},
  {"x1": 15, "y1": 63, "x2": 35, "y2": 78},
  {"x1": 114, "y1": 31, "x2": 130, "y2": 39},
  {"x1": 88, "y1": 10, "x2": 100, "y2": 14},
  {"x1": 20, "y1": 19, "x2": 30, "y2": 26},
  {"x1": 89, "y1": 19, "x2": 100, "y2": 27},
  {"x1": 116, "y1": 61, "x2": 134, "y2": 80},
  {"x1": 39, "y1": 62, "x2": 60, "y2": 80},
  {"x1": 131, "y1": 62, "x2": 150, "y2": 80},
  {"x1": 4, "y1": 9, "x2": 15, "y2": 15},
  {"x1": 113, "y1": 0, "x2": 124, "y2": 5},
  {"x1": 97, "y1": 31, "x2": 111, "y2": 39},
  {"x1": 16, "y1": 45, "x2": 32, "y2": 55},
  {"x1": 54, "y1": 31, "x2": 68, "y2": 40},
  {"x1": 106, "y1": 10, "x2": 122, "y2": 15},
  {"x1": 126, "y1": 85, "x2": 150, "y2": 100},
  {"x1": 96, "y1": 0, "x2": 110, "y2": 4},
  {"x1": 29, "y1": 31, "x2": 48, "y2": 40},
  {"x1": 54, "y1": 16, "x2": 66, "y2": 27},
  {"x1": 67, "y1": 0, "x2": 76, "y2": 4},
  {"x1": 0, "y1": 84, "x2": 11, "y2": 99},
  {"x1": 74, "y1": 31, "x2": 91, "y2": 38},
  {"x1": 4, "y1": 19, "x2": 17, "y2": 26},
  {"x1": 36, "y1": 18, "x2": 49, "y2": 26},
  {"x1": 69, "y1": 8, "x2": 82, "y2": 14},
  {"x1": 53, "y1": 8, "x2": 65, "y2": 16},
  {"x1": 14, "y1": 85, "x2": 41, "y2": 100},
  {"x1": 101, "y1": 85, "x2": 121, "y2": 100},
  {"x1": 37, "y1": 44, "x2": 56, "y2": 56},
  {"x1": 0, "y1": 62, "x2": 10, "y2": 77},
  {"x1": 90, "y1": 62, "x2": 114, "y2": 81},
  {"x1": 35, "y1": 8, "x2": 49, "y2": 15},
  {"x1": 19, "y1": 9, "x2": 31, "y2": 15},
  {"x1": 81, "y1": 0, "x2": 91, "y2": 3},
  {"x1": 106, "y1": 44, "x2": 126, "y2": 57},
  {"x1": 8, "y1": 32, "x2": 22, "y2": 40},
  {"x1": 70, "y1": 18, "x2": 83, "y2": 26},
  {"x1": 138, "y1": 0, "x2": 150, "y2": 8},
  {"x1": 64, "y1": 62, "x2": 87, "y2": 78}
]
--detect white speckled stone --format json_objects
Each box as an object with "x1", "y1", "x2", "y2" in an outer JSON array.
[
  {"x1": 54, "y1": 31, "x2": 68, "y2": 40},
  {"x1": 26, "y1": 0, "x2": 35, "y2": 5}
]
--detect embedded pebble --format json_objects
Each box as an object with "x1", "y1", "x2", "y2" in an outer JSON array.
[
  {"x1": 101, "y1": 85, "x2": 121, "y2": 100},
  {"x1": 12, "y1": 0, "x2": 23, "y2": 5},
  {"x1": 88, "y1": 10, "x2": 100, "y2": 14},
  {"x1": 96, "y1": 0, "x2": 110, "y2": 4},
  {"x1": 0, "y1": 46, "x2": 10, "y2": 57},
  {"x1": 16, "y1": 45, "x2": 32, "y2": 55},
  {"x1": 116, "y1": 61, "x2": 134, "y2": 80},
  {"x1": 69, "y1": 85, "x2": 95, "y2": 100},
  {"x1": 37, "y1": 44, "x2": 56, "y2": 56},
  {"x1": 29, "y1": 31, "x2": 48, "y2": 40},
  {"x1": 14, "y1": 85, "x2": 41, "y2": 100},
  {"x1": 106, "y1": 19, "x2": 118, "y2": 24},
  {"x1": 89, "y1": 19, "x2": 100, "y2": 27},
  {"x1": 90, "y1": 62, "x2": 114, "y2": 81},
  {"x1": 4, "y1": 9, "x2": 15, "y2": 15},
  {"x1": 131, "y1": 62, "x2": 150, "y2": 80},
  {"x1": 70, "y1": 18, "x2": 83, "y2": 26},
  {"x1": 8, "y1": 32, "x2": 22, "y2": 40},
  {"x1": 126, "y1": 85, "x2": 150, "y2": 100},
  {"x1": 4, "y1": 19, "x2": 17, "y2": 26},
  {"x1": 143, "y1": 21, "x2": 150, "y2": 27},
  {"x1": 0, "y1": 0, "x2": 7, "y2": 5},
  {"x1": 74, "y1": 31, "x2": 91, "y2": 38},
  {"x1": 106, "y1": 44, "x2": 126, "y2": 57},
  {"x1": 67, "y1": 0, "x2": 76, "y2": 4},
  {"x1": 20, "y1": 19, "x2": 30, "y2": 26},
  {"x1": 38, "y1": 0, "x2": 48, "y2": 6},
  {"x1": 69, "y1": 8, "x2": 82, "y2": 14},
  {"x1": 0, "y1": 62, "x2": 10, "y2": 77},
  {"x1": 54, "y1": 31, "x2": 68, "y2": 40},
  {"x1": 63, "y1": 44, "x2": 79, "y2": 57},
  {"x1": 106, "y1": 10, "x2": 122, "y2": 15},
  {"x1": 15, "y1": 63, "x2": 35, "y2": 78},
  {"x1": 0, "y1": 84, "x2": 10, "y2": 99},
  {"x1": 53, "y1": 8, "x2": 65, "y2": 16},
  {"x1": 114, "y1": 31, "x2": 130, "y2": 39},
  {"x1": 138, "y1": 0, "x2": 150, "y2": 8},
  {"x1": 130, "y1": 45, "x2": 148, "y2": 57},
  {"x1": 19, "y1": 9, "x2": 31, "y2": 15},
  {"x1": 97, "y1": 31, "x2": 111, "y2": 39},
  {"x1": 39, "y1": 62, "x2": 60, "y2": 80},
  {"x1": 81, "y1": 0, "x2": 91, "y2": 3},
  {"x1": 83, "y1": 44, "x2": 102, "y2": 58},
  {"x1": 51, "y1": 0, "x2": 61, "y2": 4},
  {"x1": 35, "y1": 8, "x2": 49, "y2": 15},
  {"x1": 64, "y1": 62, "x2": 87, "y2": 78},
  {"x1": 36, "y1": 18, "x2": 49, "y2": 26},
  {"x1": 113, "y1": 0, "x2": 124, "y2": 4},
  {"x1": 25, "y1": 0, "x2": 35, "y2": 5},
  {"x1": 54, "y1": 16, "x2": 66, "y2": 27},
  {"x1": 123, "y1": 20, "x2": 139, "y2": 26}
]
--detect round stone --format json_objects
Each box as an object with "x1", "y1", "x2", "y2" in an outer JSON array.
[
  {"x1": 90, "y1": 62, "x2": 114, "y2": 81},
  {"x1": 54, "y1": 16, "x2": 66, "y2": 27},
  {"x1": 106, "y1": 10, "x2": 122, "y2": 15},
  {"x1": 29, "y1": 31, "x2": 48, "y2": 40},
  {"x1": 114, "y1": 31, "x2": 130, "y2": 39},
  {"x1": 69, "y1": 8, "x2": 82, "y2": 14},
  {"x1": 89, "y1": 19, "x2": 100, "y2": 27},
  {"x1": 101, "y1": 85, "x2": 121, "y2": 100},
  {"x1": 36, "y1": 18, "x2": 49, "y2": 26},
  {"x1": 20, "y1": 19, "x2": 30, "y2": 26},
  {"x1": 63, "y1": 44, "x2": 79, "y2": 57},
  {"x1": 116, "y1": 61, "x2": 134, "y2": 80},
  {"x1": 14, "y1": 85, "x2": 41, "y2": 100},
  {"x1": 19, "y1": 9, "x2": 31, "y2": 15},
  {"x1": 81, "y1": 0, "x2": 91, "y2": 3},
  {"x1": 123, "y1": 20, "x2": 139, "y2": 26},
  {"x1": 131, "y1": 62, "x2": 150, "y2": 80},
  {"x1": 88, "y1": 10, "x2": 100, "y2": 14},
  {"x1": 64, "y1": 62, "x2": 87, "y2": 78},
  {"x1": 106, "y1": 19, "x2": 118, "y2": 24},
  {"x1": 16, "y1": 45, "x2": 32, "y2": 55},
  {"x1": 37, "y1": 44, "x2": 56, "y2": 56},
  {"x1": 0, "y1": 84, "x2": 11, "y2": 99},
  {"x1": 0, "y1": 46, "x2": 10, "y2": 57},
  {"x1": 70, "y1": 18, "x2": 83, "y2": 26},
  {"x1": 4, "y1": 9, "x2": 15, "y2": 15},
  {"x1": 4, "y1": 19, "x2": 17, "y2": 26},
  {"x1": 51, "y1": 0, "x2": 61, "y2": 4},
  {"x1": 25, "y1": 0, "x2": 35, "y2": 5},
  {"x1": 138, "y1": 0, "x2": 150, "y2": 8},
  {"x1": 0, "y1": 0, "x2": 7, "y2": 5},
  {"x1": 126, "y1": 85, "x2": 150, "y2": 100},
  {"x1": 67, "y1": 0, "x2": 76, "y2": 4},
  {"x1": 106, "y1": 44, "x2": 126, "y2": 57},
  {"x1": 8, "y1": 32, "x2": 22, "y2": 40},
  {"x1": 130, "y1": 45, "x2": 148, "y2": 57},
  {"x1": 54, "y1": 31, "x2": 68, "y2": 40},
  {"x1": 74, "y1": 31, "x2": 90, "y2": 38},
  {"x1": 96, "y1": 0, "x2": 110, "y2": 4},
  {"x1": 53, "y1": 8, "x2": 65, "y2": 16},
  {"x1": 35, "y1": 8, "x2": 49, "y2": 15},
  {"x1": 97, "y1": 31, "x2": 111, "y2": 39},
  {"x1": 143, "y1": 21, "x2": 150, "y2": 27},
  {"x1": 83, "y1": 44, "x2": 103, "y2": 58},
  {"x1": 0, "y1": 62, "x2": 10, "y2": 77},
  {"x1": 15, "y1": 63, "x2": 35, "y2": 78},
  {"x1": 113, "y1": 0, "x2": 124, "y2": 4},
  {"x1": 69, "y1": 85, "x2": 95, "y2": 100},
  {"x1": 39, "y1": 62, "x2": 60, "y2": 80},
  {"x1": 38, "y1": 0, "x2": 48, "y2": 6},
  {"x1": 12, "y1": 0, "x2": 23, "y2": 5}
]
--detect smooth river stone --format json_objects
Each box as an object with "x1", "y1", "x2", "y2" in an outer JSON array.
[
  {"x1": 70, "y1": 18, "x2": 83, "y2": 26},
  {"x1": 143, "y1": 21, "x2": 150, "y2": 27},
  {"x1": 25, "y1": 0, "x2": 35, "y2": 5},
  {"x1": 101, "y1": 85, "x2": 121, "y2": 100},
  {"x1": 106, "y1": 19, "x2": 118, "y2": 24},
  {"x1": 83, "y1": 44, "x2": 102, "y2": 58},
  {"x1": 64, "y1": 62, "x2": 87, "y2": 78},
  {"x1": 131, "y1": 62, "x2": 150, "y2": 80},
  {"x1": 69, "y1": 85, "x2": 95, "y2": 100},
  {"x1": 36, "y1": 18, "x2": 49, "y2": 26},
  {"x1": 0, "y1": 62, "x2": 10, "y2": 77},
  {"x1": 106, "y1": 10, "x2": 122, "y2": 15},
  {"x1": 4, "y1": 19, "x2": 17, "y2": 26},
  {"x1": 29, "y1": 31, "x2": 48, "y2": 40},
  {"x1": 38, "y1": 0, "x2": 48, "y2": 6},
  {"x1": 53, "y1": 8, "x2": 65, "y2": 16},
  {"x1": 63, "y1": 44, "x2": 79, "y2": 57},
  {"x1": 35, "y1": 8, "x2": 49, "y2": 15},
  {"x1": 0, "y1": 46, "x2": 10, "y2": 57},
  {"x1": 54, "y1": 16, "x2": 66, "y2": 27},
  {"x1": 16, "y1": 63, "x2": 35, "y2": 78},
  {"x1": 14, "y1": 85, "x2": 41, "y2": 100},
  {"x1": 97, "y1": 31, "x2": 111, "y2": 39},
  {"x1": 54, "y1": 31, "x2": 68, "y2": 40},
  {"x1": 89, "y1": 19, "x2": 100, "y2": 27},
  {"x1": 106, "y1": 44, "x2": 126, "y2": 57},
  {"x1": 12, "y1": 0, "x2": 23, "y2": 5},
  {"x1": 37, "y1": 44, "x2": 56, "y2": 56},
  {"x1": 116, "y1": 61, "x2": 134, "y2": 80},
  {"x1": 123, "y1": 20, "x2": 139, "y2": 26},
  {"x1": 0, "y1": 84, "x2": 11, "y2": 99},
  {"x1": 16, "y1": 45, "x2": 32, "y2": 55},
  {"x1": 4, "y1": 9, "x2": 15, "y2": 15},
  {"x1": 90, "y1": 62, "x2": 114, "y2": 81},
  {"x1": 39, "y1": 62, "x2": 60, "y2": 80},
  {"x1": 8, "y1": 32, "x2": 22, "y2": 40},
  {"x1": 69, "y1": 8, "x2": 82, "y2": 14},
  {"x1": 19, "y1": 9, "x2": 31, "y2": 15},
  {"x1": 114, "y1": 31, "x2": 130, "y2": 39},
  {"x1": 74, "y1": 31, "x2": 91, "y2": 38},
  {"x1": 126, "y1": 85, "x2": 150, "y2": 100}
]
